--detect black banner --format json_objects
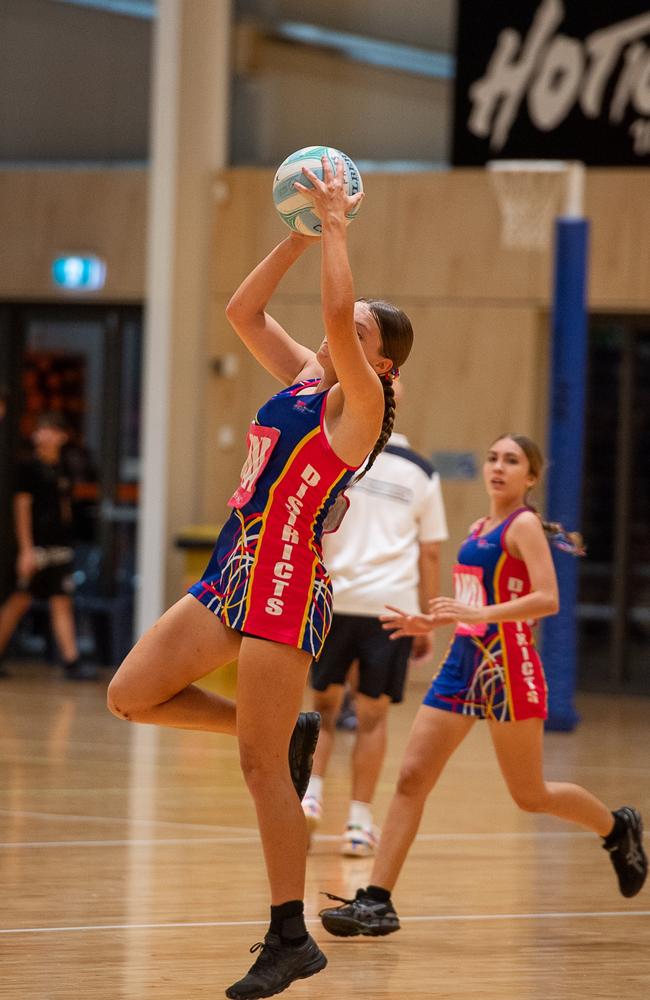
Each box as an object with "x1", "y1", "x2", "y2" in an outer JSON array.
[{"x1": 452, "y1": 0, "x2": 650, "y2": 166}]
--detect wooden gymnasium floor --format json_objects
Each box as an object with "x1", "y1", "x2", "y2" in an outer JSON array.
[{"x1": 2, "y1": 660, "x2": 650, "y2": 1000}]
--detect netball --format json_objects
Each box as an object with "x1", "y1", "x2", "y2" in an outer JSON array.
[{"x1": 272, "y1": 145, "x2": 364, "y2": 236}]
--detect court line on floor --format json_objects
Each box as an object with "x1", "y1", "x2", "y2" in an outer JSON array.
[
  {"x1": 0, "y1": 808, "x2": 256, "y2": 834},
  {"x1": 0, "y1": 836, "x2": 263, "y2": 848},
  {"x1": 2, "y1": 829, "x2": 640, "y2": 849},
  {"x1": 4, "y1": 749, "x2": 649, "y2": 778},
  {"x1": 2, "y1": 910, "x2": 650, "y2": 935},
  {"x1": 0, "y1": 830, "x2": 622, "y2": 849}
]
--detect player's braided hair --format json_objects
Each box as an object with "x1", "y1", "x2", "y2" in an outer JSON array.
[
  {"x1": 492, "y1": 433, "x2": 586, "y2": 556},
  {"x1": 351, "y1": 374, "x2": 396, "y2": 485},
  {"x1": 350, "y1": 298, "x2": 412, "y2": 486}
]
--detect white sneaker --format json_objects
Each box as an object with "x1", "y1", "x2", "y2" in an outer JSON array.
[
  {"x1": 340, "y1": 823, "x2": 380, "y2": 858},
  {"x1": 302, "y1": 795, "x2": 323, "y2": 844}
]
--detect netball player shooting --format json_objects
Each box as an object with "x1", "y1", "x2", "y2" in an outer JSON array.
[{"x1": 107, "y1": 155, "x2": 413, "y2": 999}]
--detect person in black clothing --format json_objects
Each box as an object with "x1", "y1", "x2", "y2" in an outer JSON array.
[{"x1": 0, "y1": 412, "x2": 93, "y2": 680}]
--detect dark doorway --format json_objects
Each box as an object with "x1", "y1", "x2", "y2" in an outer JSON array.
[
  {"x1": 578, "y1": 315, "x2": 650, "y2": 693},
  {"x1": 0, "y1": 303, "x2": 142, "y2": 668}
]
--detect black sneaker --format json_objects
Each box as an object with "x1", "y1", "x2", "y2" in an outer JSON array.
[
  {"x1": 604, "y1": 806, "x2": 648, "y2": 898},
  {"x1": 288, "y1": 712, "x2": 320, "y2": 801},
  {"x1": 225, "y1": 931, "x2": 327, "y2": 1000},
  {"x1": 63, "y1": 660, "x2": 99, "y2": 681},
  {"x1": 319, "y1": 890, "x2": 400, "y2": 937}
]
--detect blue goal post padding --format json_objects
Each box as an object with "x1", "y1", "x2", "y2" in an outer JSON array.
[{"x1": 542, "y1": 217, "x2": 590, "y2": 732}]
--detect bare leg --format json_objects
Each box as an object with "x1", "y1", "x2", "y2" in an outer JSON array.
[
  {"x1": 107, "y1": 595, "x2": 241, "y2": 734},
  {"x1": 236, "y1": 636, "x2": 312, "y2": 904},
  {"x1": 351, "y1": 693, "x2": 390, "y2": 804},
  {"x1": 489, "y1": 717, "x2": 614, "y2": 836},
  {"x1": 370, "y1": 706, "x2": 475, "y2": 891},
  {"x1": 311, "y1": 685, "x2": 345, "y2": 778},
  {"x1": 49, "y1": 595, "x2": 78, "y2": 662},
  {"x1": 0, "y1": 592, "x2": 32, "y2": 656}
]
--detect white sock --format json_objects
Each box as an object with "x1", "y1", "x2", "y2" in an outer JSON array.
[
  {"x1": 305, "y1": 775, "x2": 323, "y2": 801},
  {"x1": 348, "y1": 800, "x2": 373, "y2": 828}
]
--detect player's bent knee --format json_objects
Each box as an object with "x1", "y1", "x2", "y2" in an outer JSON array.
[
  {"x1": 106, "y1": 688, "x2": 129, "y2": 721},
  {"x1": 510, "y1": 788, "x2": 547, "y2": 813},
  {"x1": 106, "y1": 677, "x2": 136, "y2": 721}
]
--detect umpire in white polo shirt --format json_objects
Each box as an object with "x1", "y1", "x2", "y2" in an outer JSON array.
[{"x1": 302, "y1": 381, "x2": 448, "y2": 856}]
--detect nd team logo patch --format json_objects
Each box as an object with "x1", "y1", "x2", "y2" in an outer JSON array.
[
  {"x1": 453, "y1": 563, "x2": 488, "y2": 637},
  {"x1": 228, "y1": 424, "x2": 281, "y2": 509}
]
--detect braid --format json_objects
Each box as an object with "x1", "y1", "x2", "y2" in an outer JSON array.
[
  {"x1": 527, "y1": 504, "x2": 586, "y2": 557},
  {"x1": 351, "y1": 376, "x2": 396, "y2": 485},
  {"x1": 540, "y1": 517, "x2": 586, "y2": 557}
]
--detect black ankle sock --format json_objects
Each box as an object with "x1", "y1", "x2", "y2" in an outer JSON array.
[
  {"x1": 603, "y1": 811, "x2": 626, "y2": 848},
  {"x1": 270, "y1": 900, "x2": 308, "y2": 947},
  {"x1": 365, "y1": 884, "x2": 391, "y2": 904}
]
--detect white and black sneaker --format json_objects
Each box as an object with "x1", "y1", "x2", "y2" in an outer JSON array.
[
  {"x1": 340, "y1": 822, "x2": 380, "y2": 857},
  {"x1": 604, "y1": 806, "x2": 648, "y2": 898},
  {"x1": 319, "y1": 889, "x2": 400, "y2": 937}
]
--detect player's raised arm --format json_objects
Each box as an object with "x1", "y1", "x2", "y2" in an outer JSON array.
[
  {"x1": 224, "y1": 232, "x2": 318, "y2": 386},
  {"x1": 297, "y1": 158, "x2": 382, "y2": 416}
]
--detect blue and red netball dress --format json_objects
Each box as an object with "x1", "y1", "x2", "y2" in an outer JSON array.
[
  {"x1": 189, "y1": 380, "x2": 359, "y2": 657},
  {"x1": 423, "y1": 507, "x2": 548, "y2": 721}
]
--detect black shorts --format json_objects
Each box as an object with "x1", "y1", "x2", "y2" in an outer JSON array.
[
  {"x1": 19, "y1": 561, "x2": 75, "y2": 600},
  {"x1": 311, "y1": 613, "x2": 412, "y2": 703}
]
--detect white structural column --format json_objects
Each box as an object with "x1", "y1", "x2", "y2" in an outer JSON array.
[{"x1": 136, "y1": 0, "x2": 231, "y2": 635}]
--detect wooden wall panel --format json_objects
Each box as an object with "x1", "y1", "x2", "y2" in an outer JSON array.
[
  {"x1": 212, "y1": 169, "x2": 553, "y2": 303},
  {"x1": 0, "y1": 169, "x2": 147, "y2": 301},
  {"x1": 587, "y1": 170, "x2": 650, "y2": 309},
  {"x1": 212, "y1": 167, "x2": 650, "y2": 308},
  {"x1": 3, "y1": 166, "x2": 647, "y2": 309}
]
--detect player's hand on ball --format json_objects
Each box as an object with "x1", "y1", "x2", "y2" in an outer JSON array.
[
  {"x1": 273, "y1": 146, "x2": 363, "y2": 235},
  {"x1": 295, "y1": 156, "x2": 364, "y2": 227}
]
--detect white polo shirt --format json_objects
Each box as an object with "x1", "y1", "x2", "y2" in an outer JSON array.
[{"x1": 322, "y1": 433, "x2": 448, "y2": 617}]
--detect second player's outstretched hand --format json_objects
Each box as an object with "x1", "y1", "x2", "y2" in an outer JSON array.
[
  {"x1": 429, "y1": 596, "x2": 482, "y2": 624},
  {"x1": 381, "y1": 605, "x2": 435, "y2": 638}
]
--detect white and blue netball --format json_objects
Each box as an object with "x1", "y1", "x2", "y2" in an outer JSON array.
[{"x1": 272, "y1": 146, "x2": 363, "y2": 236}]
